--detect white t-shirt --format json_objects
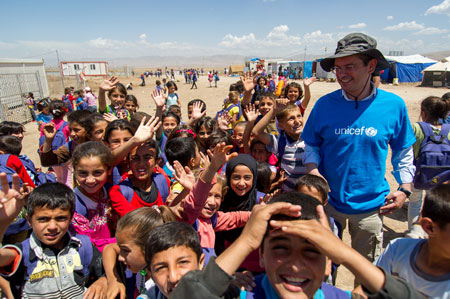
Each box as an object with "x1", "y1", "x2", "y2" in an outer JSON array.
[{"x1": 375, "y1": 238, "x2": 450, "y2": 299}]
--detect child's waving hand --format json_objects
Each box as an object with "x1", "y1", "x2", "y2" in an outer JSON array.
[{"x1": 100, "y1": 76, "x2": 120, "y2": 92}]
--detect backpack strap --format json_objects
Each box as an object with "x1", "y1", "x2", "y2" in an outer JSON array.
[
  {"x1": 418, "y1": 122, "x2": 450, "y2": 144},
  {"x1": 20, "y1": 238, "x2": 33, "y2": 278},
  {"x1": 19, "y1": 156, "x2": 38, "y2": 177},
  {"x1": 0, "y1": 154, "x2": 10, "y2": 167},
  {"x1": 211, "y1": 213, "x2": 218, "y2": 229},
  {"x1": 276, "y1": 133, "x2": 287, "y2": 167},
  {"x1": 152, "y1": 173, "x2": 169, "y2": 203},
  {"x1": 439, "y1": 124, "x2": 450, "y2": 141},
  {"x1": 74, "y1": 234, "x2": 94, "y2": 277},
  {"x1": 118, "y1": 180, "x2": 135, "y2": 203},
  {"x1": 74, "y1": 191, "x2": 88, "y2": 216}
]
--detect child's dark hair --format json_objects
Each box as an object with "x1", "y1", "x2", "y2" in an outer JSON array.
[
  {"x1": 193, "y1": 116, "x2": 217, "y2": 135},
  {"x1": 257, "y1": 92, "x2": 275, "y2": 103},
  {"x1": 164, "y1": 137, "x2": 197, "y2": 166},
  {"x1": 207, "y1": 130, "x2": 233, "y2": 149},
  {"x1": 0, "y1": 135, "x2": 22, "y2": 156},
  {"x1": 107, "y1": 83, "x2": 127, "y2": 98},
  {"x1": 130, "y1": 112, "x2": 152, "y2": 132},
  {"x1": 284, "y1": 82, "x2": 304, "y2": 100},
  {"x1": 256, "y1": 162, "x2": 272, "y2": 193},
  {"x1": 156, "y1": 80, "x2": 161, "y2": 86},
  {"x1": 36, "y1": 98, "x2": 51, "y2": 111},
  {"x1": 27, "y1": 183, "x2": 75, "y2": 218},
  {"x1": 233, "y1": 121, "x2": 247, "y2": 131},
  {"x1": 230, "y1": 81, "x2": 244, "y2": 94},
  {"x1": 125, "y1": 94, "x2": 139, "y2": 108},
  {"x1": 188, "y1": 99, "x2": 207, "y2": 112},
  {"x1": 145, "y1": 222, "x2": 203, "y2": 266},
  {"x1": 442, "y1": 92, "x2": 450, "y2": 101},
  {"x1": 422, "y1": 184, "x2": 450, "y2": 229},
  {"x1": 261, "y1": 192, "x2": 325, "y2": 252},
  {"x1": 421, "y1": 96, "x2": 450, "y2": 122},
  {"x1": 72, "y1": 141, "x2": 114, "y2": 170},
  {"x1": 117, "y1": 207, "x2": 176, "y2": 250},
  {"x1": 166, "y1": 81, "x2": 178, "y2": 91},
  {"x1": 49, "y1": 100, "x2": 67, "y2": 119},
  {"x1": 91, "y1": 113, "x2": 107, "y2": 125},
  {"x1": 138, "y1": 139, "x2": 159, "y2": 158},
  {"x1": 250, "y1": 139, "x2": 271, "y2": 153},
  {"x1": 162, "y1": 111, "x2": 180, "y2": 125},
  {"x1": 0, "y1": 121, "x2": 24, "y2": 136},
  {"x1": 104, "y1": 119, "x2": 135, "y2": 143},
  {"x1": 168, "y1": 105, "x2": 181, "y2": 116},
  {"x1": 168, "y1": 124, "x2": 196, "y2": 141},
  {"x1": 68, "y1": 110, "x2": 94, "y2": 133},
  {"x1": 295, "y1": 174, "x2": 329, "y2": 204}
]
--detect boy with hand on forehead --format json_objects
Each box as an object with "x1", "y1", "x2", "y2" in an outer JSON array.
[
  {"x1": 0, "y1": 177, "x2": 107, "y2": 299},
  {"x1": 171, "y1": 192, "x2": 427, "y2": 299},
  {"x1": 252, "y1": 98, "x2": 306, "y2": 191}
]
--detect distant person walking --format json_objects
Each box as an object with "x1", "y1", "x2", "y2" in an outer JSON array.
[
  {"x1": 191, "y1": 71, "x2": 198, "y2": 89},
  {"x1": 84, "y1": 87, "x2": 98, "y2": 112},
  {"x1": 214, "y1": 72, "x2": 219, "y2": 88},
  {"x1": 25, "y1": 92, "x2": 36, "y2": 121}
]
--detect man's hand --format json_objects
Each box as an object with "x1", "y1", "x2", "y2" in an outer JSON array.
[
  {"x1": 133, "y1": 116, "x2": 161, "y2": 144},
  {"x1": 83, "y1": 276, "x2": 107, "y2": 299},
  {"x1": 172, "y1": 161, "x2": 196, "y2": 191},
  {"x1": 379, "y1": 190, "x2": 407, "y2": 215},
  {"x1": 99, "y1": 77, "x2": 120, "y2": 92}
]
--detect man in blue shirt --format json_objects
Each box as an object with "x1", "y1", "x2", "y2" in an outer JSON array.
[{"x1": 301, "y1": 33, "x2": 416, "y2": 263}]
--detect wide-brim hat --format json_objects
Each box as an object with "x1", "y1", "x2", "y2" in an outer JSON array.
[{"x1": 320, "y1": 33, "x2": 390, "y2": 72}]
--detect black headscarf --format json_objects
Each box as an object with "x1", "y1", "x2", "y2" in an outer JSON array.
[{"x1": 220, "y1": 154, "x2": 258, "y2": 212}]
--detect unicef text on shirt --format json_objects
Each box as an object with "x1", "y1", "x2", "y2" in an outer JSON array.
[{"x1": 334, "y1": 126, "x2": 378, "y2": 137}]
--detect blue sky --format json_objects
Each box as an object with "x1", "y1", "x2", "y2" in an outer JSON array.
[{"x1": 1, "y1": 0, "x2": 449, "y2": 62}]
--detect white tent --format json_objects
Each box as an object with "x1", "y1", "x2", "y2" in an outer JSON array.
[
  {"x1": 381, "y1": 54, "x2": 437, "y2": 83},
  {"x1": 422, "y1": 56, "x2": 450, "y2": 87}
]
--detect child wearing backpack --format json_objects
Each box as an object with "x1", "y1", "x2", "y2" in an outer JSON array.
[
  {"x1": 0, "y1": 181, "x2": 107, "y2": 299},
  {"x1": 62, "y1": 87, "x2": 74, "y2": 112},
  {"x1": 0, "y1": 136, "x2": 35, "y2": 188},
  {"x1": 39, "y1": 99, "x2": 69, "y2": 144},
  {"x1": 408, "y1": 96, "x2": 450, "y2": 236},
  {"x1": 70, "y1": 141, "x2": 116, "y2": 252},
  {"x1": 98, "y1": 76, "x2": 130, "y2": 120},
  {"x1": 109, "y1": 139, "x2": 170, "y2": 217},
  {"x1": 252, "y1": 99, "x2": 306, "y2": 191}
]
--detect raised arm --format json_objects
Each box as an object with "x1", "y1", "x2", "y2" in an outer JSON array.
[
  {"x1": 240, "y1": 71, "x2": 257, "y2": 108},
  {"x1": 111, "y1": 116, "x2": 161, "y2": 166},
  {"x1": 301, "y1": 76, "x2": 316, "y2": 111},
  {"x1": 98, "y1": 77, "x2": 120, "y2": 113},
  {"x1": 102, "y1": 243, "x2": 126, "y2": 299},
  {"x1": 242, "y1": 104, "x2": 259, "y2": 154},
  {"x1": 151, "y1": 89, "x2": 166, "y2": 140}
]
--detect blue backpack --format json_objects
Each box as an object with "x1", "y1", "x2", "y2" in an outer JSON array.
[
  {"x1": 215, "y1": 104, "x2": 243, "y2": 122},
  {"x1": 38, "y1": 121, "x2": 68, "y2": 151},
  {"x1": 0, "y1": 154, "x2": 23, "y2": 188},
  {"x1": 413, "y1": 122, "x2": 450, "y2": 189},
  {"x1": 21, "y1": 234, "x2": 93, "y2": 279},
  {"x1": 118, "y1": 173, "x2": 169, "y2": 203},
  {"x1": 19, "y1": 156, "x2": 56, "y2": 186}
]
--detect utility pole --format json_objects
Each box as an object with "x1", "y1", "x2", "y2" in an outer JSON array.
[
  {"x1": 303, "y1": 46, "x2": 307, "y2": 62},
  {"x1": 56, "y1": 50, "x2": 65, "y2": 90}
]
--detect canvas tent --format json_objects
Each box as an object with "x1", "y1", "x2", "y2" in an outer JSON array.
[
  {"x1": 421, "y1": 56, "x2": 450, "y2": 88},
  {"x1": 380, "y1": 55, "x2": 436, "y2": 83},
  {"x1": 229, "y1": 65, "x2": 244, "y2": 75}
]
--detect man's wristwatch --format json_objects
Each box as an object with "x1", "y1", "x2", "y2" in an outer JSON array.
[{"x1": 397, "y1": 186, "x2": 411, "y2": 198}]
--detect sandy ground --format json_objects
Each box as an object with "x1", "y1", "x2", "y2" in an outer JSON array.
[{"x1": 22, "y1": 74, "x2": 448, "y2": 291}]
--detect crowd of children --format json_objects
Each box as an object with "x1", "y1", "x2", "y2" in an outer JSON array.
[{"x1": 0, "y1": 72, "x2": 448, "y2": 299}]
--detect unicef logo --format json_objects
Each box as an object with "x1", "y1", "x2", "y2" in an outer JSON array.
[{"x1": 365, "y1": 127, "x2": 377, "y2": 137}]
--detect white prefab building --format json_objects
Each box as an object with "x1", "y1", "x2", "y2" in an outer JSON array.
[
  {"x1": 61, "y1": 61, "x2": 108, "y2": 77},
  {"x1": 0, "y1": 58, "x2": 49, "y2": 122}
]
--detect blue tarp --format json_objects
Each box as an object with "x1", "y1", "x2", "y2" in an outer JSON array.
[
  {"x1": 303, "y1": 61, "x2": 313, "y2": 79},
  {"x1": 380, "y1": 62, "x2": 435, "y2": 83}
]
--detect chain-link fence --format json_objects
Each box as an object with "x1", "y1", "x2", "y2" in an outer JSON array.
[{"x1": 0, "y1": 72, "x2": 43, "y2": 123}]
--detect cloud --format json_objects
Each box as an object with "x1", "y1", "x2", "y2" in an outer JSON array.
[
  {"x1": 219, "y1": 25, "x2": 301, "y2": 50},
  {"x1": 88, "y1": 37, "x2": 129, "y2": 49},
  {"x1": 303, "y1": 30, "x2": 334, "y2": 44},
  {"x1": 384, "y1": 21, "x2": 424, "y2": 31},
  {"x1": 348, "y1": 22, "x2": 366, "y2": 29},
  {"x1": 414, "y1": 27, "x2": 449, "y2": 35},
  {"x1": 387, "y1": 16, "x2": 393, "y2": 20},
  {"x1": 425, "y1": 0, "x2": 450, "y2": 16}
]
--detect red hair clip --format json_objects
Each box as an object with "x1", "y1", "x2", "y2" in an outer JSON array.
[{"x1": 175, "y1": 129, "x2": 196, "y2": 139}]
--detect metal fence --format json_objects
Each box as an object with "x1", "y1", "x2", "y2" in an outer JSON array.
[{"x1": 0, "y1": 72, "x2": 43, "y2": 123}]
